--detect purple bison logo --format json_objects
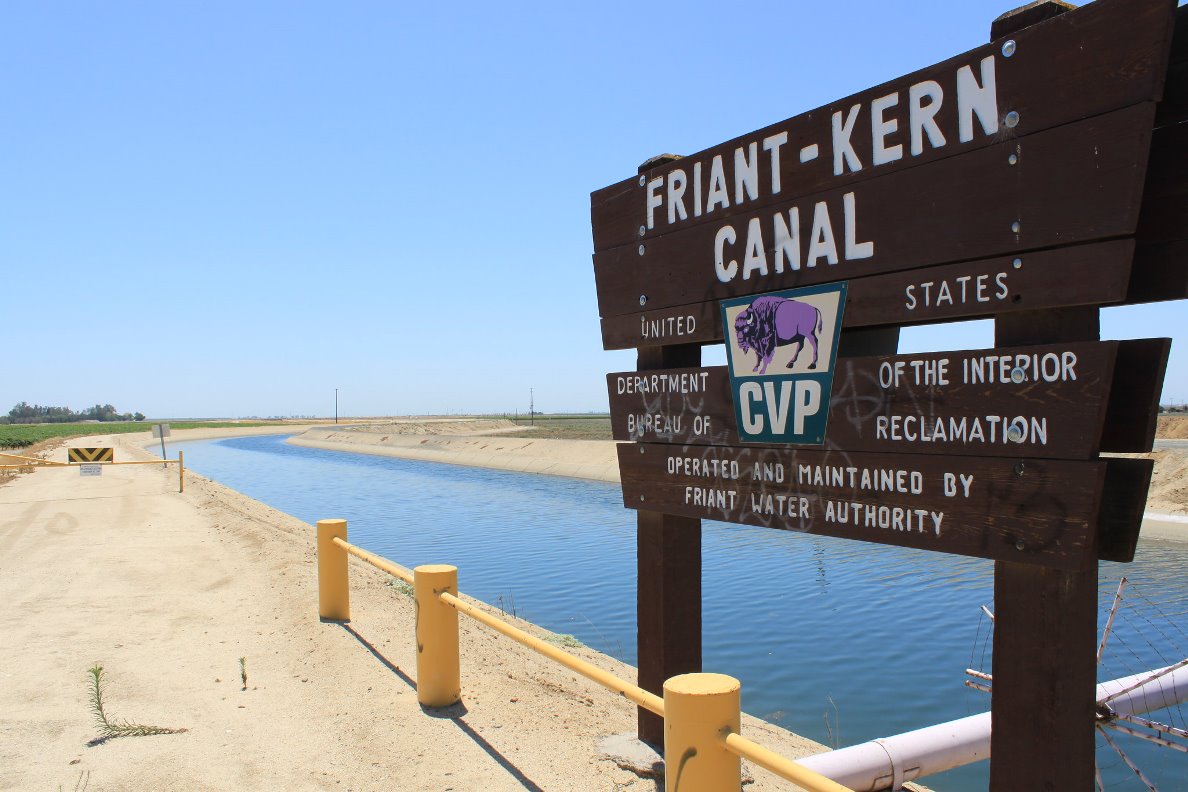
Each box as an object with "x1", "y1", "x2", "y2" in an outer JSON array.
[{"x1": 733, "y1": 296, "x2": 824, "y2": 375}]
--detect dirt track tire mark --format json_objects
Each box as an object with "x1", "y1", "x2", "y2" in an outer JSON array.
[{"x1": 0, "y1": 500, "x2": 47, "y2": 556}]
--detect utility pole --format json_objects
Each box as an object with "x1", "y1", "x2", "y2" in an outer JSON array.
[
  {"x1": 530, "y1": 388, "x2": 534, "y2": 426},
  {"x1": 335, "y1": 388, "x2": 339, "y2": 425}
]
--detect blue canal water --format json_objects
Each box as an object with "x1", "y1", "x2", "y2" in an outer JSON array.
[{"x1": 169, "y1": 434, "x2": 1187, "y2": 790}]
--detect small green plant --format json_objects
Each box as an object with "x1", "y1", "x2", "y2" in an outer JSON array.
[
  {"x1": 58, "y1": 770, "x2": 90, "y2": 792},
  {"x1": 548, "y1": 633, "x2": 584, "y2": 649},
  {"x1": 239, "y1": 657, "x2": 248, "y2": 690},
  {"x1": 87, "y1": 665, "x2": 187, "y2": 740},
  {"x1": 385, "y1": 578, "x2": 414, "y2": 597},
  {"x1": 496, "y1": 593, "x2": 518, "y2": 619}
]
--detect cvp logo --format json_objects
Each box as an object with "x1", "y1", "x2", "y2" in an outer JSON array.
[
  {"x1": 721, "y1": 282, "x2": 847, "y2": 445},
  {"x1": 736, "y1": 380, "x2": 823, "y2": 436}
]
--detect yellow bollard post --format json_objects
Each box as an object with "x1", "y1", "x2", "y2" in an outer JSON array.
[
  {"x1": 316, "y1": 519, "x2": 350, "y2": 621},
  {"x1": 178, "y1": 450, "x2": 184, "y2": 493},
  {"x1": 414, "y1": 564, "x2": 460, "y2": 707},
  {"x1": 663, "y1": 673, "x2": 742, "y2": 792}
]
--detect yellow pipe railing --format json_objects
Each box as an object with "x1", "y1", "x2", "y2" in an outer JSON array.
[
  {"x1": 0, "y1": 451, "x2": 68, "y2": 466},
  {"x1": 723, "y1": 732, "x2": 855, "y2": 792},
  {"x1": 437, "y1": 589, "x2": 665, "y2": 716},
  {"x1": 0, "y1": 453, "x2": 186, "y2": 492},
  {"x1": 332, "y1": 536, "x2": 413, "y2": 585},
  {"x1": 316, "y1": 520, "x2": 853, "y2": 792}
]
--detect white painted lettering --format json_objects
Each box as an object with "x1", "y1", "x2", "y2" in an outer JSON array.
[
  {"x1": 832, "y1": 104, "x2": 863, "y2": 175},
  {"x1": 666, "y1": 169, "x2": 688, "y2": 224},
  {"x1": 762, "y1": 132, "x2": 788, "y2": 194},
  {"x1": 843, "y1": 191, "x2": 874, "y2": 259},
  {"x1": 908, "y1": 80, "x2": 947, "y2": 155},
  {"x1": 956, "y1": 56, "x2": 999, "y2": 143},
  {"x1": 715, "y1": 225, "x2": 738, "y2": 283},
  {"x1": 870, "y1": 92, "x2": 902, "y2": 166},
  {"x1": 734, "y1": 142, "x2": 759, "y2": 205}
]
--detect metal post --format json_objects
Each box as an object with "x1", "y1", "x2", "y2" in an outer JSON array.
[
  {"x1": 663, "y1": 673, "x2": 741, "y2": 792},
  {"x1": 316, "y1": 519, "x2": 350, "y2": 621},
  {"x1": 335, "y1": 388, "x2": 339, "y2": 425},
  {"x1": 414, "y1": 564, "x2": 460, "y2": 707},
  {"x1": 179, "y1": 450, "x2": 184, "y2": 493},
  {"x1": 159, "y1": 428, "x2": 167, "y2": 468}
]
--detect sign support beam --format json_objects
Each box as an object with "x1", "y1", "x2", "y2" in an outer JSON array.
[
  {"x1": 987, "y1": 8, "x2": 1096, "y2": 788},
  {"x1": 635, "y1": 341, "x2": 701, "y2": 746},
  {"x1": 991, "y1": 305, "x2": 1100, "y2": 789}
]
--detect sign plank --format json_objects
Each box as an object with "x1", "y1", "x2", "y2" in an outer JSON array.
[
  {"x1": 609, "y1": 340, "x2": 1166, "y2": 458},
  {"x1": 601, "y1": 240, "x2": 1134, "y2": 350},
  {"x1": 1154, "y1": 2, "x2": 1188, "y2": 129},
  {"x1": 590, "y1": 0, "x2": 1176, "y2": 254},
  {"x1": 1130, "y1": 119, "x2": 1188, "y2": 302},
  {"x1": 1130, "y1": 239, "x2": 1188, "y2": 304},
  {"x1": 1135, "y1": 119, "x2": 1188, "y2": 246},
  {"x1": 617, "y1": 443, "x2": 1108, "y2": 570},
  {"x1": 594, "y1": 104, "x2": 1155, "y2": 319}
]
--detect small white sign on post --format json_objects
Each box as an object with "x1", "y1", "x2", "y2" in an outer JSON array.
[{"x1": 79, "y1": 464, "x2": 102, "y2": 477}]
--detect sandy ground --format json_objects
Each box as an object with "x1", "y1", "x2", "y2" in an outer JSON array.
[
  {"x1": 290, "y1": 426, "x2": 621, "y2": 484},
  {"x1": 0, "y1": 431, "x2": 826, "y2": 792}
]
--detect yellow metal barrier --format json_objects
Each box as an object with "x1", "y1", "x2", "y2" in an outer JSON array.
[
  {"x1": 415, "y1": 565, "x2": 460, "y2": 706},
  {"x1": 722, "y1": 732, "x2": 855, "y2": 792},
  {"x1": 317, "y1": 525, "x2": 852, "y2": 792},
  {"x1": 0, "y1": 451, "x2": 186, "y2": 492},
  {"x1": 317, "y1": 519, "x2": 350, "y2": 621},
  {"x1": 663, "y1": 673, "x2": 741, "y2": 792},
  {"x1": 333, "y1": 536, "x2": 412, "y2": 584},
  {"x1": 436, "y1": 588, "x2": 664, "y2": 716},
  {"x1": 0, "y1": 451, "x2": 68, "y2": 466}
]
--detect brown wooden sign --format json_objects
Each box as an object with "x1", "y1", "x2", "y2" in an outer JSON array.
[
  {"x1": 608, "y1": 339, "x2": 1169, "y2": 459},
  {"x1": 591, "y1": 0, "x2": 1176, "y2": 255},
  {"x1": 602, "y1": 240, "x2": 1134, "y2": 350},
  {"x1": 617, "y1": 443, "x2": 1151, "y2": 570},
  {"x1": 594, "y1": 104, "x2": 1155, "y2": 320},
  {"x1": 593, "y1": 1, "x2": 1182, "y2": 778}
]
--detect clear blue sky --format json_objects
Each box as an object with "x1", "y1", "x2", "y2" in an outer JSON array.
[{"x1": 4, "y1": 1, "x2": 1185, "y2": 418}]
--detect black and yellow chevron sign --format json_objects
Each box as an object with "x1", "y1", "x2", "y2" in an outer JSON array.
[{"x1": 68, "y1": 447, "x2": 114, "y2": 463}]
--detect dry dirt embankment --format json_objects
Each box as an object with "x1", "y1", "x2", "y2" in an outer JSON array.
[
  {"x1": 0, "y1": 431, "x2": 826, "y2": 791},
  {"x1": 289, "y1": 419, "x2": 621, "y2": 483}
]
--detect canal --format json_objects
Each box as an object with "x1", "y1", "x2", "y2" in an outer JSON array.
[{"x1": 169, "y1": 434, "x2": 1187, "y2": 790}]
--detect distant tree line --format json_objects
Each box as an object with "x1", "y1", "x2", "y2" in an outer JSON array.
[{"x1": 0, "y1": 402, "x2": 145, "y2": 424}]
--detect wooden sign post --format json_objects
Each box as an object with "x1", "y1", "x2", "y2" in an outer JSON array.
[
  {"x1": 632, "y1": 154, "x2": 703, "y2": 746},
  {"x1": 590, "y1": 0, "x2": 1185, "y2": 783}
]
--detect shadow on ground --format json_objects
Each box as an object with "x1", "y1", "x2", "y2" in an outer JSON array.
[{"x1": 339, "y1": 622, "x2": 546, "y2": 792}]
